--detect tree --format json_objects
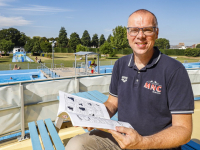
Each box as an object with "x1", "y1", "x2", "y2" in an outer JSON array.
[
  {"x1": 99, "y1": 41, "x2": 113, "y2": 57},
  {"x1": 24, "y1": 39, "x2": 34, "y2": 52},
  {"x1": 76, "y1": 44, "x2": 87, "y2": 52},
  {"x1": 91, "y1": 34, "x2": 99, "y2": 48},
  {"x1": 69, "y1": 32, "x2": 81, "y2": 52},
  {"x1": 111, "y1": 26, "x2": 129, "y2": 50},
  {"x1": 0, "y1": 28, "x2": 24, "y2": 46},
  {"x1": 154, "y1": 38, "x2": 170, "y2": 49},
  {"x1": 81, "y1": 30, "x2": 91, "y2": 47},
  {"x1": 107, "y1": 34, "x2": 112, "y2": 43},
  {"x1": 40, "y1": 41, "x2": 52, "y2": 53},
  {"x1": 18, "y1": 32, "x2": 28, "y2": 46},
  {"x1": 41, "y1": 37, "x2": 48, "y2": 42},
  {"x1": 58, "y1": 27, "x2": 68, "y2": 48},
  {"x1": 48, "y1": 37, "x2": 55, "y2": 42},
  {"x1": 196, "y1": 44, "x2": 200, "y2": 48},
  {"x1": 99, "y1": 34, "x2": 106, "y2": 46},
  {"x1": 32, "y1": 41, "x2": 41, "y2": 53},
  {"x1": 0, "y1": 39, "x2": 14, "y2": 54}
]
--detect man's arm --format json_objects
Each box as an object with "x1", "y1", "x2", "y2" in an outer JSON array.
[
  {"x1": 104, "y1": 95, "x2": 118, "y2": 118},
  {"x1": 109, "y1": 114, "x2": 192, "y2": 149}
]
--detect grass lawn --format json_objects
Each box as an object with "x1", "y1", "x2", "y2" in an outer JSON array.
[{"x1": 0, "y1": 53, "x2": 200, "y2": 71}]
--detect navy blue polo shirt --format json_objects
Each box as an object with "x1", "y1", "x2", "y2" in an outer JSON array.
[{"x1": 109, "y1": 47, "x2": 194, "y2": 136}]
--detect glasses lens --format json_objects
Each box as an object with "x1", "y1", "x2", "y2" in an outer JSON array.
[
  {"x1": 143, "y1": 27, "x2": 154, "y2": 35},
  {"x1": 128, "y1": 27, "x2": 139, "y2": 36}
]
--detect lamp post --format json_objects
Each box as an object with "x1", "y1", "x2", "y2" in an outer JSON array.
[{"x1": 50, "y1": 40, "x2": 56, "y2": 70}]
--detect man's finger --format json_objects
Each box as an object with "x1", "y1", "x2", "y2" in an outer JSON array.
[
  {"x1": 109, "y1": 129, "x2": 126, "y2": 141},
  {"x1": 116, "y1": 126, "x2": 132, "y2": 134}
]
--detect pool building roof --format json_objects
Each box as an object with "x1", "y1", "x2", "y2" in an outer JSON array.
[{"x1": 74, "y1": 51, "x2": 99, "y2": 56}]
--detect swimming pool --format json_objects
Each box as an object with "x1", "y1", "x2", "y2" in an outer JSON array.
[
  {"x1": 97, "y1": 62, "x2": 200, "y2": 73},
  {"x1": 183, "y1": 62, "x2": 200, "y2": 69},
  {"x1": 94, "y1": 65, "x2": 114, "y2": 74},
  {"x1": 0, "y1": 69, "x2": 46, "y2": 83}
]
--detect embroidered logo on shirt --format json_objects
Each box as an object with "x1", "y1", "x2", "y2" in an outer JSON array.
[
  {"x1": 121, "y1": 76, "x2": 128, "y2": 82},
  {"x1": 144, "y1": 80, "x2": 162, "y2": 94}
]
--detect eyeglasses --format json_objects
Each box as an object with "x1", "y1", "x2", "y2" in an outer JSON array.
[{"x1": 127, "y1": 26, "x2": 157, "y2": 36}]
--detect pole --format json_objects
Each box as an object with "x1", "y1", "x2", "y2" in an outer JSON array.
[
  {"x1": 52, "y1": 46, "x2": 54, "y2": 70},
  {"x1": 97, "y1": 54, "x2": 100, "y2": 74},
  {"x1": 18, "y1": 83, "x2": 26, "y2": 141}
]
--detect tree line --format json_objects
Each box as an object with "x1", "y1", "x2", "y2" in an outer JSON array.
[{"x1": 0, "y1": 26, "x2": 171, "y2": 56}]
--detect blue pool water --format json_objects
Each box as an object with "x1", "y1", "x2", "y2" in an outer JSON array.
[
  {"x1": 12, "y1": 52, "x2": 34, "y2": 62},
  {"x1": 183, "y1": 62, "x2": 200, "y2": 69},
  {"x1": 0, "y1": 69, "x2": 46, "y2": 83},
  {"x1": 96, "y1": 62, "x2": 200, "y2": 73},
  {"x1": 95, "y1": 65, "x2": 114, "y2": 74}
]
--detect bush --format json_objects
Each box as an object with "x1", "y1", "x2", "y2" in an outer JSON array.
[
  {"x1": 185, "y1": 48, "x2": 200, "y2": 57},
  {"x1": 117, "y1": 48, "x2": 133, "y2": 55},
  {"x1": 31, "y1": 52, "x2": 40, "y2": 56},
  {"x1": 87, "y1": 48, "x2": 99, "y2": 53},
  {"x1": 160, "y1": 49, "x2": 185, "y2": 56},
  {"x1": 1, "y1": 54, "x2": 9, "y2": 56},
  {"x1": 76, "y1": 44, "x2": 87, "y2": 52}
]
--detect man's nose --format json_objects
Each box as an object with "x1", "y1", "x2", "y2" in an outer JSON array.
[{"x1": 137, "y1": 29, "x2": 145, "y2": 38}]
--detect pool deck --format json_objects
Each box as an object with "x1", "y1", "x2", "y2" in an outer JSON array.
[{"x1": 45, "y1": 68, "x2": 99, "y2": 78}]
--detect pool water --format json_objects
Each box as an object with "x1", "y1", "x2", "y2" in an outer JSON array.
[
  {"x1": 0, "y1": 69, "x2": 46, "y2": 83},
  {"x1": 96, "y1": 62, "x2": 200, "y2": 73},
  {"x1": 94, "y1": 65, "x2": 113, "y2": 73},
  {"x1": 183, "y1": 62, "x2": 200, "y2": 69}
]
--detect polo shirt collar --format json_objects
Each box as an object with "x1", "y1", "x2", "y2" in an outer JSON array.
[{"x1": 128, "y1": 47, "x2": 161, "y2": 70}]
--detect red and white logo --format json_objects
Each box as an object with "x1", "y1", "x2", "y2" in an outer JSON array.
[{"x1": 144, "y1": 80, "x2": 162, "y2": 94}]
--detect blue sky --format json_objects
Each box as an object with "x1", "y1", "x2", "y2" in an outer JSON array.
[{"x1": 0, "y1": 0, "x2": 200, "y2": 46}]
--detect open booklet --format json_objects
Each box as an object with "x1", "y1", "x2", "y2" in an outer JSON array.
[{"x1": 57, "y1": 91, "x2": 133, "y2": 131}]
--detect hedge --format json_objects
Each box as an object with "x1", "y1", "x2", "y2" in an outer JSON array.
[
  {"x1": 185, "y1": 48, "x2": 200, "y2": 57},
  {"x1": 117, "y1": 48, "x2": 133, "y2": 55},
  {"x1": 40, "y1": 53, "x2": 52, "y2": 58},
  {"x1": 54, "y1": 47, "x2": 74, "y2": 53},
  {"x1": 160, "y1": 49, "x2": 185, "y2": 56}
]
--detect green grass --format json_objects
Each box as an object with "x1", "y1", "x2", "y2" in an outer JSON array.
[{"x1": 0, "y1": 53, "x2": 200, "y2": 71}]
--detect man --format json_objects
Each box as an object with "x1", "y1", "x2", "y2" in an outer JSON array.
[{"x1": 66, "y1": 9, "x2": 194, "y2": 150}]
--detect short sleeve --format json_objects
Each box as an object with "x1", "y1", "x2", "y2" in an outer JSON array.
[
  {"x1": 109, "y1": 60, "x2": 119, "y2": 97},
  {"x1": 167, "y1": 67, "x2": 194, "y2": 114}
]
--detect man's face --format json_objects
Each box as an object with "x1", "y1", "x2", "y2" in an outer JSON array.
[{"x1": 127, "y1": 13, "x2": 159, "y2": 56}]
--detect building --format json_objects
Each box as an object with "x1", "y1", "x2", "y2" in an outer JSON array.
[{"x1": 13, "y1": 46, "x2": 25, "y2": 54}]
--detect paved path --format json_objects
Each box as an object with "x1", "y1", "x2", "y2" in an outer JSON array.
[{"x1": 49, "y1": 68, "x2": 97, "y2": 78}]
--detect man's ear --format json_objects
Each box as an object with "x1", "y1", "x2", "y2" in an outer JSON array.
[{"x1": 156, "y1": 28, "x2": 159, "y2": 39}]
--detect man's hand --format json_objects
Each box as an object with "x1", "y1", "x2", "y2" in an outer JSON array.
[
  {"x1": 82, "y1": 127, "x2": 94, "y2": 131},
  {"x1": 108, "y1": 126, "x2": 143, "y2": 149}
]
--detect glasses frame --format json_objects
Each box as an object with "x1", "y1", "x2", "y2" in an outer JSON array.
[{"x1": 127, "y1": 26, "x2": 157, "y2": 36}]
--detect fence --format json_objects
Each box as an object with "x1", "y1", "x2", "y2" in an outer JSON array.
[
  {"x1": 0, "y1": 74, "x2": 112, "y2": 140},
  {"x1": 0, "y1": 63, "x2": 40, "y2": 71}
]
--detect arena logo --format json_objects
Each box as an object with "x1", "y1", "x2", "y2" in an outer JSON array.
[
  {"x1": 121, "y1": 76, "x2": 128, "y2": 82},
  {"x1": 144, "y1": 80, "x2": 162, "y2": 94}
]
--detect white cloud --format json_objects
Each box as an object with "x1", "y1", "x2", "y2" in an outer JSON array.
[
  {"x1": 0, "y1": 15, "x2": 31, "y2": 27},
  {"x1": 0, "y1": 0, "x2": 13, "y2": 6},
  {"x1": 12, "y1": 5, "x2": 73, "y2": 12}
]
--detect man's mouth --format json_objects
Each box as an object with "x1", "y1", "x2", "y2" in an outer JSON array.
[{"x1": 136, "y1": 42, "x2": 147, "y2": 47}]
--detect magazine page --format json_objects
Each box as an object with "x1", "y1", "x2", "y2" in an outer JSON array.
[
  {"x1": 57, "y1": 91, "x2": 110, "y2": 120},
  {"x1": 68, "y1": 112, "x2": 134, "y2": 131}
]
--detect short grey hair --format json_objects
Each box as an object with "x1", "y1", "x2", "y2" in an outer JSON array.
[{"x1": 129, "y1": 9, "x2": 158, "y2": 27}]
